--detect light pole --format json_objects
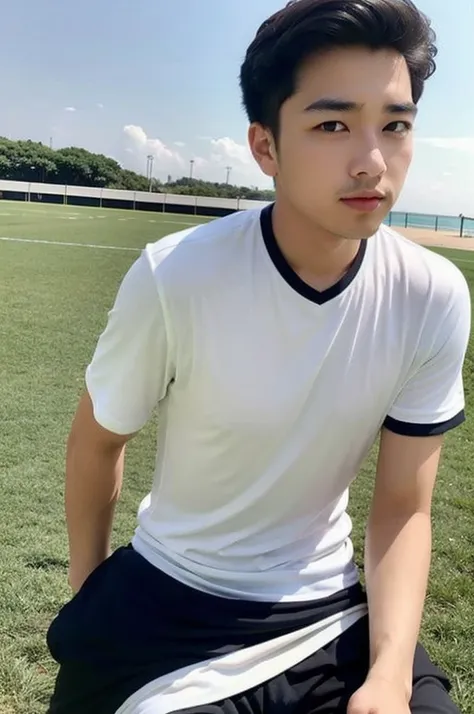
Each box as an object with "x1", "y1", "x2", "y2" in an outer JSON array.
[
  {"x1": 146, "y1": 154, "x2": 154, "y2": 191},
  {"x1": 225, "y1": 166, "x2": 232, "y2": 185},
  {"x1": 190, "y1": 159, "x2": 195, "y2": 180}
]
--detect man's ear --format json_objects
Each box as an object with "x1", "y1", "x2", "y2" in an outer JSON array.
[{"x1": 248, "y1": 123, "x2": 278, "y2": 178}]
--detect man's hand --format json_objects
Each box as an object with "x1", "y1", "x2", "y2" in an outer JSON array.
[{"x1": 348, "y1": 676, "x2": 411, "y2": 714}]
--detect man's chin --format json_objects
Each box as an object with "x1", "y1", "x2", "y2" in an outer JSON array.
[
  {"x1": 339, "y1": 215, "x2": 389, "y2": 241},
  {"x1": 331, "y1": 200, "x2": 394, "y2": 240}
]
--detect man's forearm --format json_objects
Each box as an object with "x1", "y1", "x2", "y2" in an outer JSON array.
[
  {"x1": 364, "y1": 509, "x2": 432, "y2": 699},
  {"x1": 65, "y1": 432, "x2": 125, "y2": 589}
]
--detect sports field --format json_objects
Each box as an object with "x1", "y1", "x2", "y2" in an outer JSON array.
[{"x1": 0, "y1": 201, "x2": 473, "y2": 713}]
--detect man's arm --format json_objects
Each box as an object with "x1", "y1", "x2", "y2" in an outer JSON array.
[
  {"x1": 350, "y1": 263, "x2": 470, "y2": 713},
  {"x1": 66, "y1": 391, "x2": 136, "y2": 593},
  {"x1": 364, "y1": 428, "x2": 443, "y2": 699},
  {"x1": 64, "y1": 252, "x2": 176, "y2": 592}
]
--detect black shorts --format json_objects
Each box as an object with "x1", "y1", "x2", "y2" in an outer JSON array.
[{"x1": 46, "y1": 545, "x2": 458, "y2": 714}]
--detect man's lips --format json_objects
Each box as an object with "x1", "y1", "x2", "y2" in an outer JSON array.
[{"x1": 340, "y1": 196, "x2": 384, "y2": 212}]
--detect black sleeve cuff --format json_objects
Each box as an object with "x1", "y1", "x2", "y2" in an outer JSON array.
[{"x1": 383, "y1": 410, "x2": 466, "y2": 437}]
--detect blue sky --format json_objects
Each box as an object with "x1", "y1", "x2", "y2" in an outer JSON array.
[{"x1": 1, "y1": 0, "x2": 473, "y2": 214}]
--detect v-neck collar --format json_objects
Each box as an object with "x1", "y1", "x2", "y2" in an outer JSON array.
[{"x1": 260, "y1": 204, "x2": 367, "y2": 306}]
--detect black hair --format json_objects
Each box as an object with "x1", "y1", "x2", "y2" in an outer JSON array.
[{"x1": 240, "y1": 0, "x2": 437, "y2": 138}]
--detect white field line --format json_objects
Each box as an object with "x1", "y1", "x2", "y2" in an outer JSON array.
[
  {"x1": 0, "y1": 236, "x2": 140, "y2": 252},
  {"x1": 0, "y1": 206, "x2": 205, "y2": 226}
]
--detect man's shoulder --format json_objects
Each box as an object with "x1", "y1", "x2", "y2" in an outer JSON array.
[
  {"x1": 374, "y1": 223, "x2": 468, "y2": 302},
  {"x1": 143, "y1": 209, "x2": 262, "y2": 276}
]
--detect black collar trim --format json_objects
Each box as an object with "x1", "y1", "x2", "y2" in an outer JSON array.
[{"x1": 260, "y1": 203, "x2": 367, "y2": 306}]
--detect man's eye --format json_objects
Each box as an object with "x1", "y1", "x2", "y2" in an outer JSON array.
[
  {"x1": 385, "y1": 121, "x2": 413, "y2": 134},
  {"x1": 314, "y1": 121, "x2": 347, "y2": 133}
]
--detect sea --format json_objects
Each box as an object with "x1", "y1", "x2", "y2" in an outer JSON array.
[{"x1": 384, "y1": 211, "x2": 474, "y2": 237}]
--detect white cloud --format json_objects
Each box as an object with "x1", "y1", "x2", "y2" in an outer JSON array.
[
  {"x1": 97, "y1": 103, "x2": 104, "y2": 110},
  {"x1": 119, "y1": 127, "x2": 269, "y2": 186},
  {"x1": 120, "y1": 125, "x2": 185, "y2": 178},
  {"x1": 198, "y1": 136, "x2": 270, "y2": 187},
  {"x1": 417, "y1": 137, "x2": 474, "y2": 154},
  {"x1": 396, "y1": 137, "x2": 474, "y2": 215},
  {"x1": 210, "y1": 137, "x2": 252, "y2": 165},
  {"x1": 64, "y1": 106, "x2": 76, "y2": 112}
]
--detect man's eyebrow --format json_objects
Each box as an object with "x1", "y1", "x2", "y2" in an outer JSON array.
[
  {"x1": 304, "y1": 97, "x2": 418, "y2": 116},
  {"x1": 304, "y1": 98, "x2": 359, "y2": 112},
  {"x1": 385, "y1": 102, "x2": 418, "y2": 116}
]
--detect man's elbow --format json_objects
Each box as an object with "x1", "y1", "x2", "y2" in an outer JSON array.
[{"x1": 68, "y1": 391, "x2": 135, "y2": 455}]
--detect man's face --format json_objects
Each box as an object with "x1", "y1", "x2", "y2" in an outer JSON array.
[{"x1": 251, "y1": 46, "x2": 416, "y2": 240}]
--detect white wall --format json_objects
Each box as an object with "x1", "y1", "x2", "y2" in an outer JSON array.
[{"x1": 0, "y1": 179, "x2": 272, "y2": 212}]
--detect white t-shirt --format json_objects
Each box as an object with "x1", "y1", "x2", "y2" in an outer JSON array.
[{"x1": 86, "y1": 205, "x2": 471, "y2": 603}]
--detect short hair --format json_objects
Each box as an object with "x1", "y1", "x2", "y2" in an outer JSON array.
[{"x1": 240, "y1": 0, "x2": 437, "y2": 137}]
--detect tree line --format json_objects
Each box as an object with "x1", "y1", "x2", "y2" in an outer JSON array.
[{"x1": 0, "y1": 138, "x2": 275, "y2": 202}]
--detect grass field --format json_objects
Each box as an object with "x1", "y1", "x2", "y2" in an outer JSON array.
[{"x1": 0, "y1": 200, "x2": 473, "y2": 713}]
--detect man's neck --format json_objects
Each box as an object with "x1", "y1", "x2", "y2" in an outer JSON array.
[{"x1": 271, "y1": 199, "x2": 362, "y2": 293}]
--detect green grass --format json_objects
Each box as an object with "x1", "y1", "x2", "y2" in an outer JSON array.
[{"x1": 0, "y1": 200, "x2": 473, "y2": 713}]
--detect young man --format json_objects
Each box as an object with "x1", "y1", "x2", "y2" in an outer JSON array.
[{"x1": 47, "y1": 1, "x2": 471, "y2": 712}]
